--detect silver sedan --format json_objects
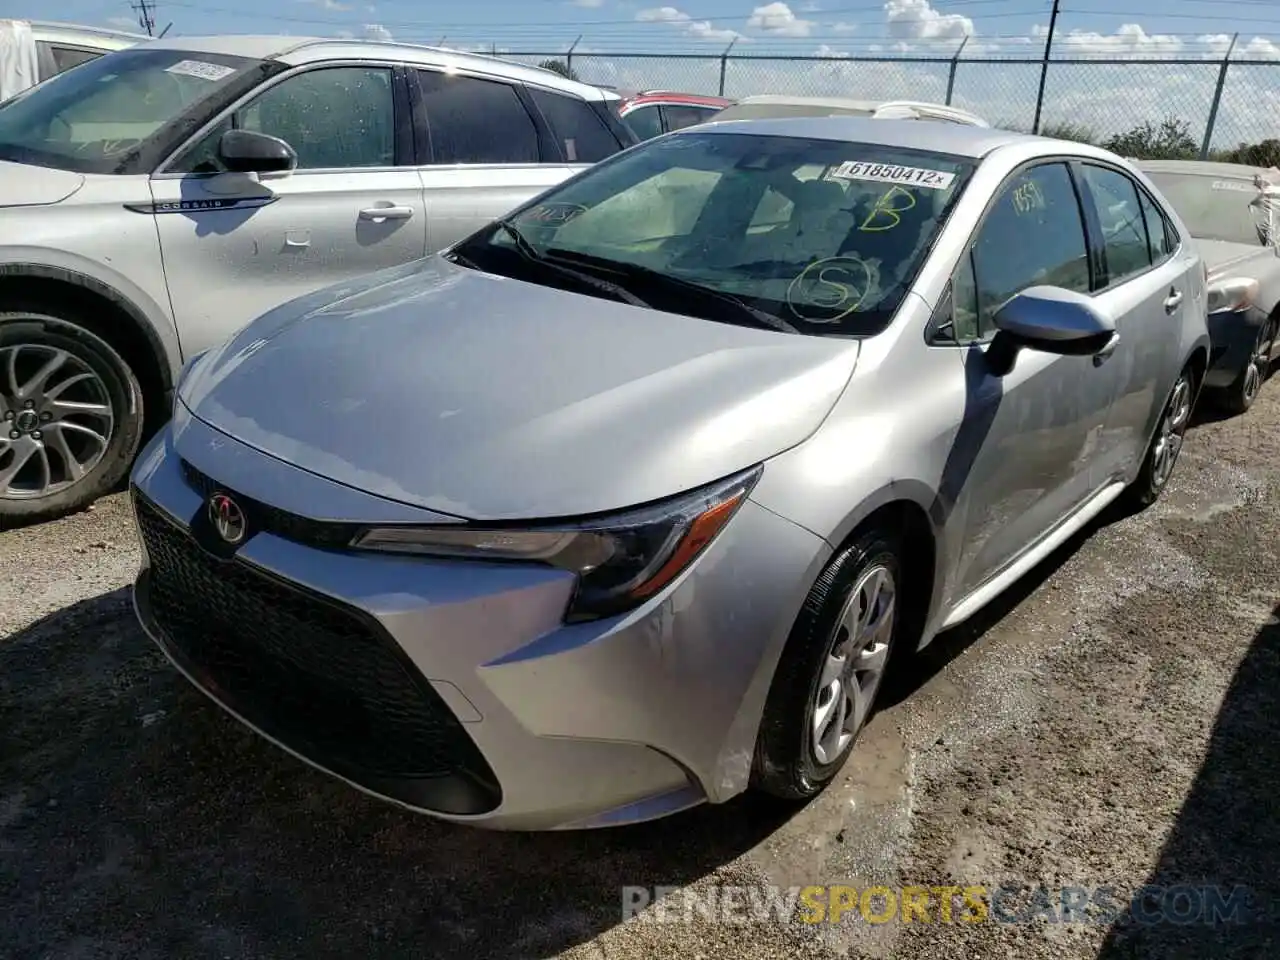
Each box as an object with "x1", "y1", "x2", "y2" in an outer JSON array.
[{"x1": 129, "y1": 118, "x2": 1210, "y2": 830}]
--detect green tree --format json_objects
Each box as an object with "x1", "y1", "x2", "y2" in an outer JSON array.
[
  {"x1": 1037, "y1": 121, "x2": 1099, "y2": 145},
  {"x1": 1218, "y1": 138, "x2": 1280, "y2": 168},
  {"x1": 1103, "y1": 117, "x2": 1198, "y2": 161},
  {"x1": 538, "y1": 59, "x2": 580, "y2": 81}
]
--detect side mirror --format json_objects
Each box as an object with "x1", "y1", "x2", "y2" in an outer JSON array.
[
  {"x1": 217, "y1": 129, "x2": 297, "y2": 175},
  {"x1": 985, "y1": 285, "x2": 1116, "y2": 376}
]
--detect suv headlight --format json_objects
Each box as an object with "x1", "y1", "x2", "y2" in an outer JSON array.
[{"x1": 350, "y1": 465, "x2": 762, "y2": 622}]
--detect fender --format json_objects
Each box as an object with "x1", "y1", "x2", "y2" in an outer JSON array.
[{"x1": 0, "y1": 252, "x2": 180, "y2": 394}]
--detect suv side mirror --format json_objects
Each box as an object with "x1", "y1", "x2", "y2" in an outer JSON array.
[
  {"x1": 985, "y1": 285, "x2": 1116, "y2": 376},
  {"x1": 217, "y1": 129, "x2": 297, "y2": 175}
]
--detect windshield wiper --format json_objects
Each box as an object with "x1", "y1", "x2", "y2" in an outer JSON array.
[
  {"x1": 545, "y1": 250, "x2": 799, "y2": 334},
  {"x1": 494, "y1": 220, "x2": 652, "y2": 309}
]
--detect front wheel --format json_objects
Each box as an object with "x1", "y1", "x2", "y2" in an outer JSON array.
[
  {"x1": 1217, "y1": 318, "x2": 1276, "y2": 416},
  {"x1": 1119, "y1": 363, "x2": 1195, "y2": 512},
  {"x1": 751, "y1": 527, "x2": 902, "y2": 800},
  {"x1": 0, "y1": 313, "x2": 144, "y2": 528}
]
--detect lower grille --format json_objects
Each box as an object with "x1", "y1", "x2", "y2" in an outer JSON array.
[{"x1": 132, "y1": 491, "x2": 501, "y2": 815}]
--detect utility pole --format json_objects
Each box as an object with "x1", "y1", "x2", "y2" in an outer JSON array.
[
  {"x1": 131, "y1": 0, "x2": 156, "y2": 36},
  {"x1": 1031, "y1": 0, "x2": 1060, "y2": 135}
]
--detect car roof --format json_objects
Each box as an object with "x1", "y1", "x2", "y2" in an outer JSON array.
[
  {"x1": 693, "y1": 115, "x2": 1033, "y2": 159},
  {"x1": 624, "y1": 92, "x2": 732, "y2": 108},
  {"x1": 140, "y1": 35, "x2": 617, "y2": 100},
  {"x1": 1136, "y1": 158, "x2": 1267, "y2": 179}
]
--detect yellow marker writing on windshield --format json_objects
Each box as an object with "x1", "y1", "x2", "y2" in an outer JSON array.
[
  {"x1": 786, "y1": 256, "x2": 871, "y2": 323},
  {"x1": 859, "y1": 187, "x2": 916, "y2": 232}
]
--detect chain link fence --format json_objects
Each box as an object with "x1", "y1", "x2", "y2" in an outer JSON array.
[{"x1": 500, "y1": 49, "x2": 1280, "y2": 157}]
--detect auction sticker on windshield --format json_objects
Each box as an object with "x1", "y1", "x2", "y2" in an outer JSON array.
[
  {"x1": 165, "y1": 60, "x2": 236, "y2": 82},
  {"x1": 829, "y1": 161, "x2": 956, "y2": 190}
]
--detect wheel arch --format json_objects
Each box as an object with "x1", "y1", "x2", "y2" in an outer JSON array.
[{"x1": 0, "y1": 263, "x2": 177, "y2": 436}]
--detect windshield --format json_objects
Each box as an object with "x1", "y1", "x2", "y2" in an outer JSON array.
[
  {"x1": 0, "y1": 47, "x2": 263, "y2": 173},
  {"x1": 1144, "y1": 172, "x2": 1268, "y2": 246},
  {"x1": 453, "y1": 131, "x2": 975, "y2": 336}
]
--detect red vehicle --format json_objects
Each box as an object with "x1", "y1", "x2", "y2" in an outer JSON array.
[{"x1": 616, "y1": 90, "x2": 732, "y2": 140}]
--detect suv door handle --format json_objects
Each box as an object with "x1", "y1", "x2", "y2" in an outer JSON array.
[
  {"x1": 359, "y1": 205, "x2": 415, "y2": 222},
  {"x1": 1093, "y1": 332, "x2": 1120, "y2": 366},
  {"x1": 1163, "y1": 288, "x2": 1183, "y2": 313}
]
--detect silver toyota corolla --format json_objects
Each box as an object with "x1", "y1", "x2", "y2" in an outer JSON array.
[{"x1": 130, "y1": 118, "x2": 1210, "y2": 830}]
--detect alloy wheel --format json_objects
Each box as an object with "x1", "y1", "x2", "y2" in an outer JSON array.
[
  {"x1": 1151, "y1": 372, "x2": 1192, "y2": 491},
  {"x1": 0, "y1": 343, "x2": 115, "y2": 499},
  {"x1": 809, "y1": 563, "x2": 896, "y2": 766},
  {"x1": 1242, "y1": 321, "x2": 1276, "y2": 406}
]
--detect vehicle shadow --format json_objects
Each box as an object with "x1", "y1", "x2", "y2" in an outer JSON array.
[
  {"x1": 0, "y1": 588, "x2": 791, "y2": 960},
  {"x1": 1090, "y1": 603, "x2": 1280, "y2": 958}
]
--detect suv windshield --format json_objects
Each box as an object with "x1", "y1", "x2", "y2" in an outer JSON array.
[
  {"x1": 453, "y1": 131, "x2": 975, "y2": 335},
  {"x1": 0, "y1": 47, "x2": 264, "y2": 173},
  {"x1": 1144, "y1": 172, "x2": 1268, "y2": 246}
]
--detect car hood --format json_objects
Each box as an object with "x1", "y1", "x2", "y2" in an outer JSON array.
[
  {"x1": 180, "y1": 257, "x2": 861, "y2": 521},
  {"x1": 1194, "y1": 238, "x2": 1270, "y2": 278},
  {"x1": 0, "y1": 160, "x2": 86, "y2": 208}
]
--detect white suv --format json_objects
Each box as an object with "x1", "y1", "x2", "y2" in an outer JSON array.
[
  {"x1": 2, "y1": 19, "x2": 146, "y2": 99},
  {"x1": 0, "y1": 35, "x2": 634, "y2": 524}
]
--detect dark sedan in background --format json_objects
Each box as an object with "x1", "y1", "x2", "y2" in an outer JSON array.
[{"x1": 1140, "y1": 159, "x2": 1280, "y2": 414}]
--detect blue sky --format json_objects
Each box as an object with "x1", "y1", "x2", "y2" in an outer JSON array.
[{"x1": 4, "y1": 0, "x2": 1280, "y2": 57}]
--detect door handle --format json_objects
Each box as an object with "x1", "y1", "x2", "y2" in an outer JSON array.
[
  {"x1": 1093, "y1": 331, "x2": 1120, "y2": 366},
  {"x1": 1163, "y1": 288, "x2": 1183, "y2": 313},
  {"x1": 359, "y1": 205, "x2": 414, "y2": 222}
]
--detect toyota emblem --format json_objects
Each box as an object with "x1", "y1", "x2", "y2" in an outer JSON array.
[{"x1": 207, "y1": 492, "x2": 247, "y2": 545}]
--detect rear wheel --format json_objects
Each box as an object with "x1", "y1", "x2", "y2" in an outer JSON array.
[
  {"x1": 0, "y1": 312, "x2": 144, "y2": 528},
  {"x1": 1119, "y1": 363, "x2": 1195, "y2": 512},
  {"x1": 1217, "y1": 317, "x2": 1276, "y2": 416},
  {"x1": 752, "y1": 527, "x2": 902, "y2": 800}
]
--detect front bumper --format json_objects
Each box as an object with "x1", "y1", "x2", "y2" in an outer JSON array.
[
  {"x1": 128, "y1": 405, "x2": 828, "y2": 830},
  {"x1": 1204, "y1": 304, "x2": 1267, "y2": 388}
]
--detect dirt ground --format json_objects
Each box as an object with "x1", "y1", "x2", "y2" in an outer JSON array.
[{"x1": 2, "y1": 379, "x2": 1278, "y2": 960}]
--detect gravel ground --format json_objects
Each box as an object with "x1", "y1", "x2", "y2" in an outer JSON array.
[{"x1": 2, "y1": 379, "x2": 1278, "y2": 960}]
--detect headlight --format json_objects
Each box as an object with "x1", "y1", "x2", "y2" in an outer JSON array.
[{"x1": 350, "y1": 465, "x2": 762, "y2": 622}]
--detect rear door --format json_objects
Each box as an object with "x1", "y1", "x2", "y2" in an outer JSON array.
[
  {"x1": 1073, "y1": 161, "x2": 1189, "y2": 486},
  {"x1": 410, "y1": 69, "x2": 622, "y2": 252}
]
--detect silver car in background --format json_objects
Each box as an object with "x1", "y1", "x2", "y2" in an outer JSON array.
[
  {"x1": 1139, "y1": 159, "x2": 1280, "y2": 413},
  {"x1": 131, "y1": 119, "x2": 1209, "y2": 830},
  {"x1": 0, "y1": 36, "x2": 633, "y2": 525}
]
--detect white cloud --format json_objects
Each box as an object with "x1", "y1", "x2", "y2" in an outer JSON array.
[
  {"x1": 747, "y1": 3, "x2": 813, "y2": 38},
  {"x1": 1241, "y1": 36, "x2": 1280, "y2": 60},
  {"x1": 830, "y1": 21, "x2": 859, "y2": 35},
  {"x1": 885, "y1": 0, "x2": 973, "y2": 42},
  {"x1": 298, "y1": 0, "x2": 351, "y2": 9},
  {"x1": 106, "y1": 15, "x2": 136, "y2": 29},
  {"x1": 361, "y1": 23, "x2": 393, "y2": 40},
  {"x1": 1053, "y1": 23, "x2": 1181, "y2": 56},
  {"x1": 636, "y1": 6, "x2": 743, "y2": 43},
  {"x1": 570, "y1": 0, "x2": 605, "y2": 6}
]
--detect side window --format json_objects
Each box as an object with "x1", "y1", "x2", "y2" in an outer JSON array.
[
  {"x1": 50, "y1": 45, "x2": 104, "y2": 75},
  {"x1": 171, "y1": 67, "x2": 395, "y2": 173},
  {"x1": 416, "y1": 70, "x2": 538, "y2": 165},
  {"x1": 623, "y1": 105, "x2": 662, "y2": 141},
  {"x1": 951, "y1": 250, "x2": 980, "y2": 342},
  {"x1": 527, "y1": 88, "x2": 619, "y2": 163},
  {"x1": 1079, "y1": 164, "x2": 1153, "y2": 286},
  {"x1": 970, "y1": 162, "x2": 1090, "y2": 337},
  {"x1": 662, "y1": 104, "x2": 716, "y2": 132},
  {"x1": 1137, "y1": 189, "x2": 1173, "y2": 263}
]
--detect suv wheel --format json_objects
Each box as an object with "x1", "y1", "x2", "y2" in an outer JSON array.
[{"x1": 0, "y1": 312, "x2": 144, "y2": 527}]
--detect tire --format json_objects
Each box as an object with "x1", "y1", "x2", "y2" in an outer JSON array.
[
  {"x1": 751, "y1": 526, "x2": 903, "y2": 800},
  {"x1": 0, "y1": 312, "x2": 144, "y2": 528},
  {"x1": 1118, "y1": 362, "x2": 1195, "y2": 513},
  {"x1": 1216, "y1": 317, "x2": 1276, "y2": 416}
]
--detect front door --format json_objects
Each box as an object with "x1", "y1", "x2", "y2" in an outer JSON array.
[
  {"x1": 149, "y1": 64, "x2": 426, "y2": 358},
  {"x1": 947, "y1": 160, "x2": 1120, "y2": 600}
]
